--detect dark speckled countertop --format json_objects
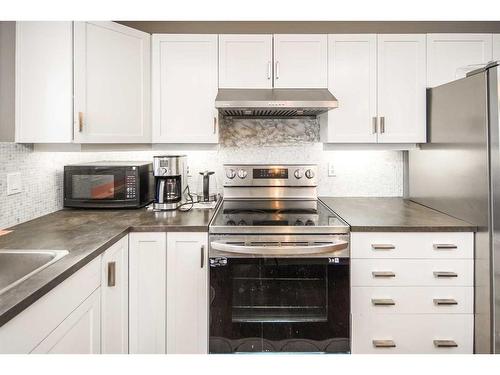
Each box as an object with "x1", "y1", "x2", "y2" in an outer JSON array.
[
  {"x1": 320, "y1": 197, "x2": 477, "y2": 232},
  {"x1": 0, "y1": 207, "x2": 215, "y2": 327},
  {"x1": 0, "y1": 198, "x2": 476, "y2": 327}
]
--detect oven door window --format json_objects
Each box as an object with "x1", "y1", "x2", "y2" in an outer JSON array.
[
  {"x1": 209, "y1": 258, "x2": 349, "y2": 354},
  {"x1": 66, "y1": 168, "x2": 126, "y2": 201}
]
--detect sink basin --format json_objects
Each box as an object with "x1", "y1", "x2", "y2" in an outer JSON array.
[{"x1": 0, "y1": 250, "x2": 69, "y2": 295}]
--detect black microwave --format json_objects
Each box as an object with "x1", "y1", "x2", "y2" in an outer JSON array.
[{"x1": 64, "y1": 161, "x2": 154, "y2": 208}]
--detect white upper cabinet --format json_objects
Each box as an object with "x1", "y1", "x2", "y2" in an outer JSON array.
[
  {"x1": 273, "y1": 34, "x2": 328, "y2": 88},
  {"x1": 326, "y1": 34, "x2": 377, "y2": 143},
  {"x1": 427, "y1": 34, "x2": 493, "y2": 87},
  {"x1": 219, "y1": 34, "x2": 273, "y2": 88},
  {"x1": 73, "y1": 22, "x2": 151, "y2": 143},
  {"x1": 493, "y1": 34, "x2": 500, "y2": 61},
  {"x1": 14, "y1": 22, "x2": 73, "y2": 143},
  {"x1": 377, "y1": 34, "x2": 426, "y2": 143},
  {"x1": 152, "y1": 34, "x2": 218, "y2": 143}
]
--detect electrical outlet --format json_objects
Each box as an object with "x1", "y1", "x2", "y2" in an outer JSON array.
[
  {"x1": 7, "y1": 172, "x2": 22, "y2": 195},
  {"x1": 328, "y1": 163, "x2": 336, "y2": 177}
]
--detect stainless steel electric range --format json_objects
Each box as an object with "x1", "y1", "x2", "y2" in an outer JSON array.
[{"x1": 208, "y1": 164, "x2": 350, "y2": 354}]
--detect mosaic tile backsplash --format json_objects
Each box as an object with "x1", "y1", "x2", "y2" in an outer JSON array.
[{"x1": 0, "y1": 118, "x2": 404, "y2": 229}]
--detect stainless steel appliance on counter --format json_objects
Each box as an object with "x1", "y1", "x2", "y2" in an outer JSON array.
[
  {"x1": 64, "y1": 161, "x2": 154, "y2": 208},
  {"x1": 208, "y1": 164, "x2": 350, "y2": 354},
  {"x1": 153, "y1": 155, "x2": 189, "y2": 211},
  {"x1": 408, "y1": 61, "x2": 500, "y2": 353}
]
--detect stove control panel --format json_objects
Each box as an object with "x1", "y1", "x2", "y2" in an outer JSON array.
[{"x1": 223, "y1": 164, "x2": 318, "y2": 187}]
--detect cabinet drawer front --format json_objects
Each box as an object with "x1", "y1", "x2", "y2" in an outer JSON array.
[
  {"x1": 352, "y1": 259, "x2": 473, "y2": 286},
  {"x1": 352, "y1": 286, "x2": 473, "y2": 314},
  {"x1": 351, "y1": 232, "x2": 473, "y2": 259},
  {"x1": 352, "y1": 313, "x2": 473, "y2": 354}
]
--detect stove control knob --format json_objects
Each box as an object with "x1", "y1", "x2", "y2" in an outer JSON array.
[
  {"x1": 226, "y1": 169, "x2": 236, "y2": 179},
  {"x1": 305, "y1": 169, "x2": 315, "y2": 179},
  {"x1": 226, "y1": 220, "x2": 236, "y2": 226},
  {"x1": 305, "y1": 219, "x2": 315, "y2": 226},
  {"x1": 238, "y1": 220, "x2": 247, "y2": 226},
  {"x1": 238, "y1": 169, "x2": 248, "y2": 179},
  {"x1": 294, "y1": 219, "x2": 304, "y2": 226},
  {"x1": 294, "y1": 169, "x2": 303, "y2": 179}
]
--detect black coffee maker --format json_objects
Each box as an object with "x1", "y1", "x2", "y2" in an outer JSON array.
[{"x1": 153, "y1": 155, "x2": 187, "y2": 210}]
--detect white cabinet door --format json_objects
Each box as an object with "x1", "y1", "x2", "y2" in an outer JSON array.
[
  {"x1": 493, "y1": 34, "x2": 500, "y2": 61},
  {"x1": 325, "y1": 34, "x2": 377, "y2": 143},
  {"x1": 73, "y1": 21, "x2": 151, "y2": 143},
  {"x1": 427, "y1": 34, "x2": 493, "y2": 87},
  {"x1": 152, "y1": 34, "x2": 218, "y2": 143},
  {"x1": 101, "y1": 236, "x2": 129, "y2": 354},
  {"x1": 273, "y1": 34, "x2": 327, "y2": 88},
  {"x1": 32, "y1": 288, "x2": 101, "y2": 354},
  {"x1": 166, "y1": 232, "x2": 208, "y2": 354},
  {"x1": 219, "y1": 34, "x2": 273, "y2": 88},
  {"x1": 15, "y1": 21, "x2": 73, "y2": 143},
  {"x1": 129, "y1": 232, "x2": 167, "y2": 354},
  {"x1": 377, "y1": 34, "x2": 426, "y2": 143}
]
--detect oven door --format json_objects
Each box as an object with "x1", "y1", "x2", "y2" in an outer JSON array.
[{"x1": 209, "y1": 234, "x2": 350, "y2": 354}]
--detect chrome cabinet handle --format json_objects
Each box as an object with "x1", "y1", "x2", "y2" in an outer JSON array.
[
  {"x1": 275, "y1": 61, "x2": 280, "y2": 79},
  {"x1": 78, "y1": 112, "x2": 84, "y2": 132},
  {"x1": 433, "y1": 271, "x2": 458, "y2": 278},
  {"x1": 107, "y1": 261, "x2": 116, "y2": 287},
  {"x1": 372, "y1": 117, "x2": 378, "y2": 134},
  {"x1": 372, "y1": 271, "x2": 396, "y2": 278},
  {"x1": 213, "y1": 116, "x2": 217, "y2": 134},
  {"x1": 373, "y1": 339, "x2": 396, "y2": 348},
  {"x1": 267, "y1": 61, "x2": 272, "y2": 79},
  {"x1": 201, "y1": 245, "x2": 205, "y2": 268},
  {"x1": 433, "y1": 298, "x2": 458, "y2": 305},
  {"x1": 379, "y1": 116, "x2": 385, "y2": 133},
  {"x1": 371, "y1": 244, "x2": 395, "y2": 250},
  {"x1": 434, "y1": 340, "x2": 458, "y2": 348},
  {"x1": 371, "y1": 298, "x2": 395, "y2": 306},
  {"x1": 433, "y1": 244, "x2": 458, "y2": 250},
  {"x1": 210, "y1": 240, "x2": 348, "y2": 256}
]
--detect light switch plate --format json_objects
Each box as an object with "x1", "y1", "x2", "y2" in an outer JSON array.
[
  {"x1": 7, "y1": 172, "x2": 22, "y2": 195},
  {"x1": 328, "y1": 163, "x2": 336, "y2": 177}
]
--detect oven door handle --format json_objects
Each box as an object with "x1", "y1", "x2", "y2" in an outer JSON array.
[{"x1": 210, "y1": 240, "x2": 348, "y2": 256}]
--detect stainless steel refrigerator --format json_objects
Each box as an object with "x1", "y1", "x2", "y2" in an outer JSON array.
[{"x1": 409, "y1": 61, "x2": 500, "y2": 354}]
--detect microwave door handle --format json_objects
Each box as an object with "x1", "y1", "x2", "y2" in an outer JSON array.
[
  {"x1": 157, "y1": 179, "x2": 166, "y2": 204},
  {"x1": 210, "y1": 241, "x2": 348, "y2": 256}
]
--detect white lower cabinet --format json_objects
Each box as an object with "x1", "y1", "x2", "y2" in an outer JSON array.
[
  {"x1": 101, "y1": 236, "x2": 129, "y2": 354},
  {"x1": 32, "y1": 288, "x2": 101, "y2": 354},
  {"x1": 129, "y1": 232, "x2": 167, "y2": 354},
  {"x1": 166, "y1": 232, "x2": 208, "y2": 354},
  {"x1": 350, "y1": 231, "x2": 474, "y2": 354},
  {"x1": 0, "y1": 256, "x2": 101, "y2": 353},
  {"x1": 352, "y1": 314, "x2": 473, "y2": 354}
]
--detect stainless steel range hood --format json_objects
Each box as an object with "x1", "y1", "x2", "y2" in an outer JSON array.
[{"x1": 215, "y1": 88, "x2": 338, "y2": 118}]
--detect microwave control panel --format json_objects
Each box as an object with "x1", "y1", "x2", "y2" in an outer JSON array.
[{"x1": 125, "y1": 167, "x2": 138, "y2": 200}]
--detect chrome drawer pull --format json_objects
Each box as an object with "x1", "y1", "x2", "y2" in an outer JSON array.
[
  {"x1": 433, "y1": 298, "x2": 458, "y2": 305},
  {"x1": 371, "y1": 244, "x2": 395, "y2": 250},
  {"x1": 434, "y1": 340, "x2": 458, "y2": 348},
  {"x1": 373, "y1": 339, "x2": 396, "y2": 348},
  {"x1": 433, "y1": 271, "x2": 458, "y2": 278},
  {"x1": 372, "y1": 271, "x2": 396, "y2": 278},
  {"x1": 433, "y1": 244, "x2": 458, "y2": 250},
  {"x1": 371, "y1": 298, "x2": 395, "y2": 306}
]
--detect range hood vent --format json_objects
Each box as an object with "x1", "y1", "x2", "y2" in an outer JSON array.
[{"x1": 215, "y1": 88, "x2": 338, "y2": 118}]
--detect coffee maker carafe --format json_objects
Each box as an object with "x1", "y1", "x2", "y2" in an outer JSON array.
[{"x1": 153, "y1": 155, "x2": 188, "y2": 210}]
